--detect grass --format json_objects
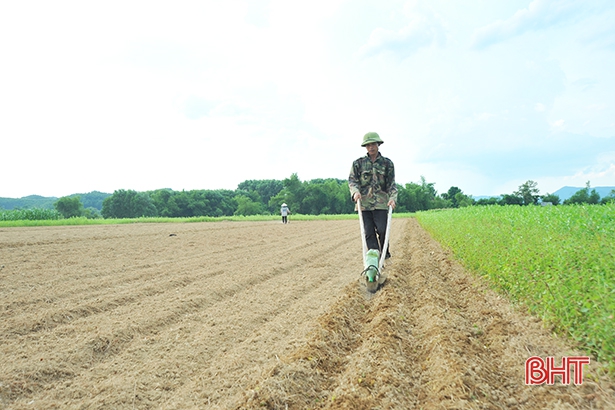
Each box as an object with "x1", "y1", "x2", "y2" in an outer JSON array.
[
  {"x1": 415, "y1": 204, "x2": 615, "y2": 373},
  {"x1": 0, "y1": 211, "x2": 415, "y2": 227}
]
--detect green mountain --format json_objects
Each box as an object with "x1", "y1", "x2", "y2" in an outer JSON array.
[
  {"x1": 552, "y1": 186, "x2": 615, "y2": 201},
  {"x1": 0, "y1": 191, "x2": 111, "y2": 211},
  {"x1": 2, "y1": 186, "x2": 614, "y2": 211}
]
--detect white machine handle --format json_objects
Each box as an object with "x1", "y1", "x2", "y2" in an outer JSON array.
[
  {"x1": 357, "y1": 198, "x2": 393, "y2": 270},
  {"x1": 357, "y1": 198, "x2": 368, "y2": 265},
  {"x1": 379, "y1": 205, "x2": 393, "y2": 270}
]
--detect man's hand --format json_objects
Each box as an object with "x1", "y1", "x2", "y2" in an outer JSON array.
[
  {"x1": 353, "y1": 192, "x2": 361, "y2": 202},
  {"x1": 388, "y1": 199, "x2": 396, "y2": 210}
]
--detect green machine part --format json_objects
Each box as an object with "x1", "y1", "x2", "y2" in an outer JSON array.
[{"x1": 365, "y1": 249, "x2": 380, "y2": 282}]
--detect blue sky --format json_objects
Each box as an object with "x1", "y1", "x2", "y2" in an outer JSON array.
[{"x1": 1, "y1": 0, "x2": 614, "y2": 198}]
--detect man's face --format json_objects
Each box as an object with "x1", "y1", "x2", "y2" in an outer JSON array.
[{"x1": 365, "y1": 142, "x2": 379, "y2": 156}]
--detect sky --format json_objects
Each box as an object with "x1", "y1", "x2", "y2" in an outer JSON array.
[{"x1": 1, "y1": 0, "x2": 614, "y2": 198}]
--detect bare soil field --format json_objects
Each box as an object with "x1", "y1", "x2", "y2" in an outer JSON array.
[{"x1": 0, "y1": 219, "x2": 613, "y2": 409}]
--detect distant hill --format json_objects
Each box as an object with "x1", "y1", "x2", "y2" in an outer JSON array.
[
  {"x1": 0, "y1": 191, "x2": 111, "y2": 211},
  {"x1": 472, "y1": 186, "x2": 615, "y2": 202},
  {"x1": 551, "y1": 186, "x2": 615, "y2": 201},
  {"x1": 2, "y1": 186, "x2": 614, "y2": 211},
  {"x1": 0, "y1": 195, "x2": 57, "y2": 210}
]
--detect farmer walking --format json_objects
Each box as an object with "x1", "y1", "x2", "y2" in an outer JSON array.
[
  {"x1": 280, "y1": 203, "x2": 290, "y2": 224},
  {"x1": 349, "y1": 132, "x2": 397, "y2": 258}
]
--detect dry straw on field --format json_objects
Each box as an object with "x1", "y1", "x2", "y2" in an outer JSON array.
[{"x1": 1, "y1": 220, "x2": 613, "y2": 409}]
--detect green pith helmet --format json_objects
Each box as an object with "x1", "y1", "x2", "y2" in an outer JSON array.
[{"x1": 361, "y1": 132, "x2": 384, "y2": 146}]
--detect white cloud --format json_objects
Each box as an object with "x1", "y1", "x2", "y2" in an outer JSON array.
[
  {"x1": 0, "y1": 1, "x2": 614, "y2": 199},
  {"x1": 543, "y1": 161, "x2": 615, "y2": 192},
  {"x1": 471, "y1": 0, "x2": 598, "y2": 49},
  {"x1": 358, "y1": 2, "x2": 445, "y2": 59}
]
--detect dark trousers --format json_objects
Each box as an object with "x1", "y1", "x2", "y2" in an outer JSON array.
[{"x1": 362, "y1": 209, "x2": 390, "y2": 258}]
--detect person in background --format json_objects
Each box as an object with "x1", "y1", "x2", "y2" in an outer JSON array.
[
  {"x1": 348, "y1": 132, "x2": 397, "y2": 258},
  {"x1": 280, "y1": 203, "x2": 290, "y2": 224}
]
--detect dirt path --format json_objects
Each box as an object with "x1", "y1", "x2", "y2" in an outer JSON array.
[{"x1": 0, "y1": 219, "x2": 613, "y2": 409}]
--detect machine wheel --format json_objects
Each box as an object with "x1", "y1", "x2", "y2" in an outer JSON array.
[{"x1": 366, "y1": 279, "x2": 379, "y2": 293}]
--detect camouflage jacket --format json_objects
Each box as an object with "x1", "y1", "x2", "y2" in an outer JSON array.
[{"x1": 348, "y1": 152, "x2": 398, "y2": 211}]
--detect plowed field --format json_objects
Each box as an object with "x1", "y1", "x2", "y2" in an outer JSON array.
[{"x1": 0, "y1": 219, "x2": 613, "y2": 409}]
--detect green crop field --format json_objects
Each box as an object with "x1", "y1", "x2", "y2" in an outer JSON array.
[
  {"x1": 416, "y1": 204, "x2": 615, "y2": 373},
  {"x1": 0, "y1": 208, "x2": 61, "y2": 222}
]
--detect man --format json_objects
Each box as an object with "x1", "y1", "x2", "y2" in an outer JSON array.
[{"x1": 349, "y1": 132, "x2": 397, "y2": 259}]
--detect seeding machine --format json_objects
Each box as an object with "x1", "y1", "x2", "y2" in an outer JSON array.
[{"x1": 357, "y1": 199, "x2": 392, "y2": 293}]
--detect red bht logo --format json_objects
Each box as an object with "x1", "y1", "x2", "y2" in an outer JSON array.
[{"x1": 525, "y1": 356, "x2": 590, "y2": 385}]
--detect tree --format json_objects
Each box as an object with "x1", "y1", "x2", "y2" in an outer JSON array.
[
  {"x1": 237, "y1": 179, "x2": 283, "y2": 208},
  {"x1": 148, "y1": 188, "x2": 240, "y2": 217},
  {"x1": 150, "y1": 189, "x2": 180, "y2": 217},
  {"x1": 268, "y1": 173, "x2": 304, "y2": 214},
  {"x1": 205, "y1": 190, "x2": 236, "y2": 217},
  {"x1": 396, "y1": 176, "x2": 444, "y2": 212},
  {"x1": 499, "y1": 194, "x2": 523, "y2": 206},
  {"x1": 441, "y1": 186, "x2": 473, "y2": 208},
  {"x1": 396, "y1": 183, "x2": 418, "y2": 212},
  {"x1": 323, "y1": 179, "x2": 354, "y2": 214},
  {"x1": 83, "y1": 207, "x2": 102, "y2": 219},
  {"x1": 600, "y1": 189, "x2": 615, "y2": 204},
  {"x1": 302, "y1": 184, "x2": 329, "y2": 214},
  {"x1": 185, "y1": 190, "x2": 211, "y2": 216},
  {"x1": 541, "y1": 193, "x2": 560, "y2": 205},
  {"x1": 234, "y1": 194, "x2": 265, "y2": 216},
  {"x1": 455, "y1": 192, "x2": 474, "y2": 207},
  {"x1": 74, "y1": 191, "x2": 111, "y2": 210},
  {"x1": 514, "y1": 180, "x2": 540, "y2": 205},
  {"x1": 102, "y1": 189, "x2": 157, "y2": 218},
  {"x1": 54, "y1": 196, "x2": 84, "y2": 218},
  {"x1": 564, "y1": 181, "x2": 601, "y2": 205},
  {"x1": 475, "y1": 197, "x2": 500, "y2": 206},
  {"x1": 441, "y1": 186, "x2": 462, "y2": 207},
  {"x1": 589, "y1": 188, "x2": 601, "y2": 204}
]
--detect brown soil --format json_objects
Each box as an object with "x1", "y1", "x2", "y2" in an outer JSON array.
[{"x1": 0, "y1": 219, "x2": 613, "y2": 409}]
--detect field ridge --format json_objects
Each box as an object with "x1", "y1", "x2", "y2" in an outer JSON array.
[{"x1": 236, "y1": 219, "x2": 615, "y2": 409}]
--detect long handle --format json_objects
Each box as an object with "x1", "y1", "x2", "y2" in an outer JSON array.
[
  {"x1": 379, "y1": 205, "x2": 393, "y2": 270},
  {"x1": 357, "y1": 198, "x2": 368, "y2": 265}
]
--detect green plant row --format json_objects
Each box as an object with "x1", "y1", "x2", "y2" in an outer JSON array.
[
  {"x1": 415, "y1": 204, "x2": 615, "y2": 373},
  {"x1": 0, "y1": 208, "x2": 61, "y2": 221}
]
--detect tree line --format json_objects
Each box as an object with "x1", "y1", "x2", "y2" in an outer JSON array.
[
  {"x1": 49, "y1": 176, "x2": 615, "y2": 220},
  {"x1": 474, "y1": 180, "x2": 615, "y2": 206}
]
